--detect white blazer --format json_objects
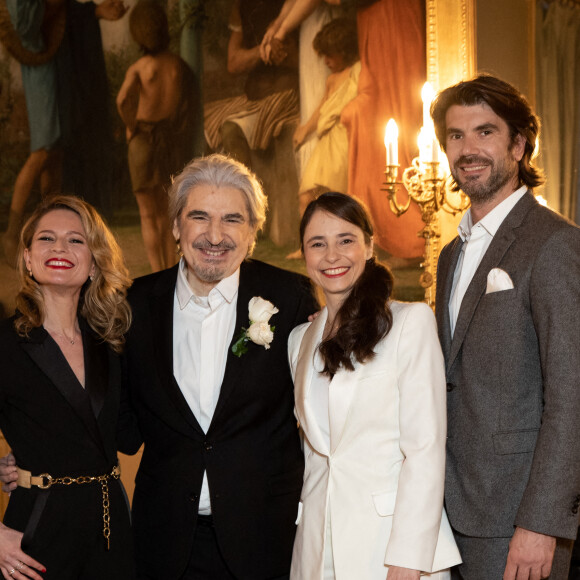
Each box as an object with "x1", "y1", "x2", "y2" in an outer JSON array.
[{"x1": 288, "y1": 301, "x2": 461, "y2": 579}]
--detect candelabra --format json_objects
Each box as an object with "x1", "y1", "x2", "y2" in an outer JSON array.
[{"x1": 382, "y1": 157, "x2": 470, "y2": 307}]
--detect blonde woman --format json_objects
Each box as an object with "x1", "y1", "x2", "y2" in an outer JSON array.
[{"x1": 0, "y1": 196, "x2": 134, "y2": 579}]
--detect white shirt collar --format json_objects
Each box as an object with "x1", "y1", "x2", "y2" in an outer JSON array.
[
  {"x1": 457, "y1": 185, "x2": 527, "y2": 242},
  {"x1": 175, "y1": 258, "x2": 240, "y2": 310}
]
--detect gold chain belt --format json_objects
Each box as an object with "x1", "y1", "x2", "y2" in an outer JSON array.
[{"x1": 16, "y1": 464, "x2": 121, "y2": 550}]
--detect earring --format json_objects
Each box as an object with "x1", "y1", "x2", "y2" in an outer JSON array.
[
  {"x1": 89, "y1": 274, "x2": 94, "y2": 282},
  {"x1": 28, "y1": 269, "x2": 32, "y2": 278}
]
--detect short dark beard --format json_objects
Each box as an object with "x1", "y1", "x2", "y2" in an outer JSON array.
[{"x1": 452, "y1": 154, "x2": 518, "y2": 204}]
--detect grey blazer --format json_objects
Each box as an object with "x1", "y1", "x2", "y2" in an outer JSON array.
[{"x1": 435, "y1": 191, "x2": 580, "y2": 540}]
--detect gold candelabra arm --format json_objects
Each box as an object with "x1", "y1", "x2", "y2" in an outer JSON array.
[
  {"x1": 438, "y1": 178, "x2": 471, "y2": 215},
  {"x1": 381, "y1": 165, "x2": 411, "y2": 216}
]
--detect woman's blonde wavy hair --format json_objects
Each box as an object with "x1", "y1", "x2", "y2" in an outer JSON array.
[{"x1": 14, "y1": 196, "x2": 132, "y2": 353}]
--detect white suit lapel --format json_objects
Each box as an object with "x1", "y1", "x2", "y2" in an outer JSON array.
[
  {"x1": 328, "y1": 365, "x2": 357, "y2": 454},
  {"x1": 294, "y1": 309, "x2": 330, "y2": 455}
]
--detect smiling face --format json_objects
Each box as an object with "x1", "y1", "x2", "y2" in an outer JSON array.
[
  {"x1": 173, "y1": 184, "x2": 256, "y2": 296},
  {"x1": 303, "y1": 210, "x2": 373, "y2": 312},
  {"x1": 445, "y1": 103, "x2": 525, "y2": 207},
  {"x1": 24, "y1": 209, "x2": 95, "y2": 294}
]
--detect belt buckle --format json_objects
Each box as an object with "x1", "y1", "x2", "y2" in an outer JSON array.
[{"x1": 37, "y1": 473, "x2": 53, "y2": 489}]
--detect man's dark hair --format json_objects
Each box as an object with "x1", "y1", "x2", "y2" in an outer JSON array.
[
  {"x1": 129, "y1": 0, "x2": 170, "y2": 55},
  {"x1": 431, "y1": 73, "x2": 545, "y2": 189}
]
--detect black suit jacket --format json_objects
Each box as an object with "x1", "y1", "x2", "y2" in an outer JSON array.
[
  {"x1": 119, "y1": 259, "x2": 318, "y2": 580},
  {"x1": 0, "y1": 317, "x2": 133, "y2": 576}
]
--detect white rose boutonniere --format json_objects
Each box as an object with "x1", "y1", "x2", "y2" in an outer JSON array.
[{"x1": 232, "y1": 297, "x2": 279, "y2": 357}]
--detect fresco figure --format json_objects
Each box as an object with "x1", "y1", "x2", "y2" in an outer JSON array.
[
  {"x1": 294, "y1": 18, "x2": 359, "y2": 210},
  {"x1": 0, "y1": 0, "x2": 127, "y2": 267},
  {"x1": 1, "y1": 0, "x2": 65, "y2": 268},
  {"x1": 117, "y1": 0, "x2": 196, "y2": 273},
  {"x1": 286, "y1": 17, "x2": 359, "y2": 259},
  {"x1": 56, "y1": 0, "x2": 127, "y2": 217},
  {"x1": 342, "y1": 0, "x2": 426, "y2": 259},
  {"x1": 204, "y1": 0, "x2": 299, "y2": 170},
  {"x1": 260, "y1": 0, "x2": 344, "y2": 178}
]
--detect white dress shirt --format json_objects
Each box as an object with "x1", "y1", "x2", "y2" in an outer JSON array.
[
  {"x1": 173, "y1": 259, "x2": 239, "y2": 514},
  {"x1": 449, "y1": 186, "x2": 527, "y2": 336}
]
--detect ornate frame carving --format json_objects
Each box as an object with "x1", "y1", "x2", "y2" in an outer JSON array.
[{"x1": 426, "y1": 0, "x2": 476, "y2": 90}]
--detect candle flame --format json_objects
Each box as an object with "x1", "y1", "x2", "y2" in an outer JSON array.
[
  {"x1": 421, "y1": 82, "x2": 436, "y2": 105},
  {"x1": 385, "y1": 119, "x2": 398, "y2": 145}
]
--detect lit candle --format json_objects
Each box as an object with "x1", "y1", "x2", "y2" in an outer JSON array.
[
  {"x1": 421, "y1": 82, "x2": 436, "y2": 129},
  {"x1": 418, "y1": 127, "x2": 430, "y2": 163},
  {"x1": 385, "y1": 119, "x2": 398, "y2": 166},
  {"x1": 431, "y1": 135, "x2": 440, "y2": 163}
]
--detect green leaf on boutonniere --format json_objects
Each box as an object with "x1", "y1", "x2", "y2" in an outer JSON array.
[{"x1": 231, "y1": 328, "x2": 249, "y2": 357}]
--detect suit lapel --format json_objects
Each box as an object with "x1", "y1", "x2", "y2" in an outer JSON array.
[
  {"x1": 20, "y1": 327, "x2": 107, "y2": 456},
  {"x1": 328, "y1": 366, "x2": 357, "y2": 455},
  {"x1": 447, "y1": 192, "x2": 536, "y2": 372},
  {"x1": 210, "y1": 261, "x2": 255, "y2": 426},
  {"x1": 81, "y1": 320, "x2": 107, "y2": 419},
  {"x1": 436, "y1": 237, "x2": 463, "y2": 363},
  {"x1": 149, "y1": 266, "x2": 204, "y2": 435},
  {"x1": 294, "y1": 309, "x2": 329, "y2": 456}
]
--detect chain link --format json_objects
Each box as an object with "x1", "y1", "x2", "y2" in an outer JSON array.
[{"x1": 36, "y1": 466, "x2": 120, "y2": 550}]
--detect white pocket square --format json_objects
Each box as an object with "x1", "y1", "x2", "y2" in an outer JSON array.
[{"x1": 486, "y1": 268, "x2": 514, "y2": 294}]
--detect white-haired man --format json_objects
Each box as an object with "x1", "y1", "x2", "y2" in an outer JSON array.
[{"x1": 118, "y1": 154, "x2": 317, "y2": 579}]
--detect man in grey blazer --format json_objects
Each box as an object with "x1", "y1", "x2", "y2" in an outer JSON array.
[{"x1": 431, "y1": 74, "x2": 580, "y2": 579}]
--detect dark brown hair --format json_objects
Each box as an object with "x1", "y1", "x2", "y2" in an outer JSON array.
[
  {"x1": 431, "y1": 73, "x2": 544, "y2": 189},
  {"x1": 300, "y1": 192, "x2": 393, "y2": 376},
  {"x1": 313, "y1": 17, "x2": 359, "y2": 67},
  {"x1": 129, "y1": 0, "x2": 170, "y2": 55}
]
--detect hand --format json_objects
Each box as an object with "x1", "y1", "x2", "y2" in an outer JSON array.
[
  {"x1": 503, "y1": 527, "x2": 556, "y2": 580},
  {"x1": 0, "y1": 454, "x2": 18, "y2": 494},
  {"x1": 307, "y1": 310, "x2": 321, "y2": 322},
  {"x1": 269, "y1": 37, "x2": 289, "y2": 66},
  {"x1": 260, "y1": 41, "x2": 272, "y2": 64},
  {"x1": 386, "y1": 566, "x2": 421, "y2": 580},
  {"x1": 0, "y1": 524, "x2": 45, "y2": 580},
  {"x1": 293, "y1": 125, "x2": 309, "y2": 150},
  {"x1": 95, "y1": 0, "x2": 128, "y2": 21},
  {"x1": 260, "y1": 24, "x2": 278, "y2": 63}
]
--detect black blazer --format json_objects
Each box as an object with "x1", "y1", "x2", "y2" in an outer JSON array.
[
  {"x1": 0, "y1": 316, "x2": 133, "y2": 578},
  {"x1": 119, "y1": 259, "x2": 318, "y2": 580}
]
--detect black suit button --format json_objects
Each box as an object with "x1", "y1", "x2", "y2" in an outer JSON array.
[
  {"x1": 204, "y1": 442, "x2": 213, "y2": 452},
  {"x1": 446, "y1": 382, "x2": 455, "y2": 392},
  {"x1": 572, "y1": 506, "x2": 578, "y2": 515},
  {"x1": 189, "y1": 493, "x2": 198, "y2": 502}
]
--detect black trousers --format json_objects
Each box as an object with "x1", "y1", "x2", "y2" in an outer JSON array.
[{"x1": 182, "y1": 516, "x2": 290, "y2": 580}]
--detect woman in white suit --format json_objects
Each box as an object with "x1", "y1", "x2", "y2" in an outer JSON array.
[{"x1": 288, "y1": 192, "x2": 461, "y2": 579}]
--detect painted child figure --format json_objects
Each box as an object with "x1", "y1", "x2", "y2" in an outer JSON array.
[
  {"x1": 293, "y1": 17, "x2": 359, "y2": 215},
  {"x1": 117, "y1": 0, "x2": 195, "y2": 273}
]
